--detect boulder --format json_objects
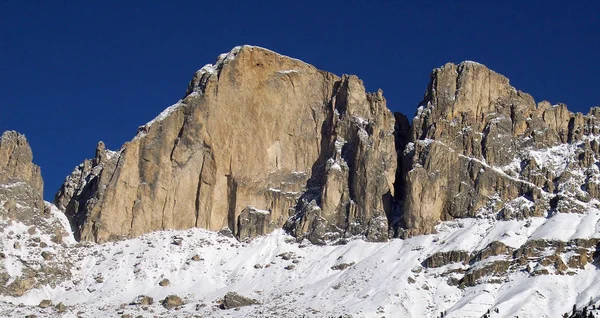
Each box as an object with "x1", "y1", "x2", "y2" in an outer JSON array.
[
  {"x1": 161, "y1": 295, "x2": 183, "y2": 309},
  {"x1": 220, "y1": 292, "x2": 259, "y2": 309},
  {"x1": 38, "y1": 299, "x2": 52, "y2": 308}
]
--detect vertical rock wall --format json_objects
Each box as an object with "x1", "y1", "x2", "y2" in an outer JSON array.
[{"x1": 55, "y1": 46, "x2": 397, "y2": 243}]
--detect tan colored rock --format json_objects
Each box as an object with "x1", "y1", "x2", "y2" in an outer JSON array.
[
  {"x1": 0, "y1": 131, "x2": 44, "y2": 223},
  {"x1": 237, "y1": 207, "x2": 273, "y2": 241},
  {"x1": 331, "y1": 262, "x2": 355, "y2": 270},
  {"x1": 0, "y1": 131, "x2": 43, "y2": 194},
  {"x1": 55, "y1": 46, "x2": 397, "y2": 244},
  {"x1": 461, "y1": 260, "x2": 509, "y2": 287},
  {"x1": 553, "y1": 257, "x2": 568, "y2": 273},
  {"x1": 161, "y1": 295, "x2": 183, "y2": 309},
  {"x1": 132, "y1": 295, "x2": 154, "y2": 306},
  {"x1": 567, "y1": 253, "x2": 588, "y2": 269},
  {"x1": 41, "y1": 251, "x2": 54, "y2": 261},
  {"x1": 55, "y1": 302, "x2": 67, "y2": 312},
  {"x1": 472, "y1": 241, "x2": 512, "y2": 262},
  {"x1": 0, "y1": 132, "x2": 74, "y2": 298},
  {"x1": 220, "y1": 292, "x2": 259, "y2": 309},
  {"x1": 401, "y1": 61, "x2": 600, "y2": 235},
  {"x1": 158, "y1": 278, "x2": 170, "y2": 286},
  {"x1": 538, "y1": 101, "x2": 571, "y2": 143},
  {"x1": 53, "y1": 52, "x2": 600, "y2": 246},
  {"x1": 4, "y1": 276, "x2": 35, "y2": 297},
  {"x1": 423, "y1": 250, "x2": 470, "y2": 268}
]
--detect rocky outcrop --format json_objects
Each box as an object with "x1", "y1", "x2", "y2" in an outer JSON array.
[
  {"x1": 0, "y1": 131, "x2": 43, "y2": 192},
  {"x1": 401, "y1": 61, "x2": 600, "y2": 236},
  {"x1": 471, "y1": 241, "x2": 512, "y2": 263},
  {"x1": 53, "y1": 49, "x2": 600, "y2": 244},
  {"x1": 423, "y1": 250, "x2": 470, "y2": 268},
  {"x1": 0, "y1": 131, "x2": 44, "y2": 222},
  {"x1": 53, "y1": 141, "x2": 120, "y2": 239},
  {"x1": 55, "y1": 46, "x2": 397, "y2": 243},
  {"x1": 422, "y1": 239, "x2": 600, "y2": 287},
  {"x1": 0, "y1": 132, "x2": 73, "y2": 298},
  {"x1": 461, "y1": 260, "x2": 510, "y2": 287},
  {"x1": 237, "y1": 207, "x2": 273, "y2": 241},
  {"x1": 161, "y1": 295, "x2": 183, "y2": 309}
]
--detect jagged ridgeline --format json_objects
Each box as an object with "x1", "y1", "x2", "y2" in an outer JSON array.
[{"x1": 53, "y1": 46, "x2": 600, "y2": 245}]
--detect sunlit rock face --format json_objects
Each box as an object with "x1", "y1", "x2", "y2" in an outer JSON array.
[
  {"x1": 0, "y1": 130, "x2": 44, "y2": 224},
  {"x1": 0, "y1": 131, "x2": 73, "y2": 297},
  {"x1": 401, "y1": 61, "x2": 600, "y2": 236},
  {"x1": 55, "y1": 46, "x2": 397, "y2": 244},
  {"x1": 54, "y1": 47, "x2": 600, "y2": 246}
]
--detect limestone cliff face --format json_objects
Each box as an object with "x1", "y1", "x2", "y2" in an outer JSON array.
[
  {"x1": 0, "y1": 131, "x2": 44, "y2": 220},
  {"x1": 55, "y1": 46, "x2": 397, "y2": 243},
  {"x1": 55, "y1": 51, "x2": 599, "y2": 244},
  {"x1": 401, "y1": 61, "x2": 600, "y2": 236},
  {"x1": 285, "y1": 80, "x2": 397, "y2": 243},
  {"x1": 0, "y1": 131, "x2": 72, "y2": 297}
]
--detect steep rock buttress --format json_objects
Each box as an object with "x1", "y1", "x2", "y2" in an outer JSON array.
[
  {"x1": 55, "y1": 50, "x2": 600, "y2": 247},
  {"x1": 400, "y1": 61, "x2": 600, "y2": 236},
  {"x1": 55, "y1": 46, "x2": 398, "y2": 244}
]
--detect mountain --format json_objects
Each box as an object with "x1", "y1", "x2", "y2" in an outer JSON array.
[
  {"x1": 403, "y1": 61, "x2": 600, "y2": 236},
  {"x1": 0, "y1": 131, "x2": 75, "y2": 299},
  {"x1": 0, "y1": 46, "x2": 599, "y2": 317},
  {"x1": 54, "y1": 45, "x2": 397, "y2": 245}
]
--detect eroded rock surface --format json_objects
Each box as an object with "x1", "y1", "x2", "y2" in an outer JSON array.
[
  {"x1": 423, "y1": 238, "x2": 600, "y2": 287},
  {"x1": 0, "y1": 131, "x2": 44, "y2": 222},
  {"x1": 401, "y1": 61, "x2": 600, "y2": 236},
  {"x1": 55, "y1": 46, "x2": 397, "y2": 243},
  {"x1": 53, "y1": 48, "x2": 600, "y2": 246},
  {"x1": 0, "y1": 132, "x2": 73, "y2": 297}
]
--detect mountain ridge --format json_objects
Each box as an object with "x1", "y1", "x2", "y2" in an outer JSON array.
[
  {"x1": 52, "y1": 46, "x2": 600, "y2": 245},
  {"x1": 54, "y1": 45, "x2": 398, "y2": 244},
  {"x1": 0, "y1": 45, "x2": 599, "y2": 317}
]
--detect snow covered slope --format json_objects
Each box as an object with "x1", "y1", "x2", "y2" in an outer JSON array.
[{"x1": 0, "y1": 203, "x2": 599, "y2": 317}]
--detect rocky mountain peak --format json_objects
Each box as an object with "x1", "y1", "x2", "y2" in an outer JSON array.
[
  {"x1": 413, "y1": 60, "x2": 535, "y2": 141},
  {"x1": 0, "y1": 131, "x2": 43, "y2": 195},
  {"x1": 1, "y1": 51, "x2": 600, "y2": 317},
  {"x1": 184, "y1": 45, "x2": 319, "y2": 98},
  {"x1": 55, "y1": 45, "x2": 397, "y2": 244},
  {"x1": 0, "y1": 131, "x2": 73, "y2": 298},
  {"x1": 0, "y1": 131, "x2": 44, "y2": 223},
  {"x1": 49, "y1": 53, "x2": 600, "y2": 249},
  {"x1": 401, "y1": 60, "x2": 600, "y2": 236}
]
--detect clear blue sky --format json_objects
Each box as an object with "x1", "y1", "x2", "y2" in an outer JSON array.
[{"x1": 1, "y1": 1, "x2": 599, "y2": 200}]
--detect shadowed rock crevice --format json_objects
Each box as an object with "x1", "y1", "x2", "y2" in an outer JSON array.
[
  {"x1": 226, "y1": 174, "x2": 237, "y2": 233},
  {"x1": 283, "y1": 74, "x2": 399, "y2": 244},
  {"x1": 390, "y1": 112, "x2": 411, "y2": 236}
]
